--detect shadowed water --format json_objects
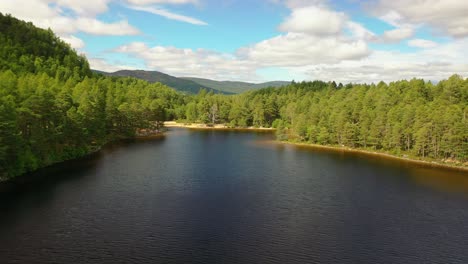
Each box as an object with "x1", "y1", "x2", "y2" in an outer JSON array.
[{"x1": 1, "y1": 128, "x2": 467, "y2": 264}]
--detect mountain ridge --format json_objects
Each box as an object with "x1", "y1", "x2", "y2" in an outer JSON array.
[
  {"x1": 95, "y1": 69, "x2": 289, "y2": 94},
  {"x1": 181, "y1": 77, "x2": 290, "y2": 94}
]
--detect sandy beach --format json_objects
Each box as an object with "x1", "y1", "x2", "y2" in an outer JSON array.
[{"x1": 164, "y1": 121, "x2": 275, "y2": 130}]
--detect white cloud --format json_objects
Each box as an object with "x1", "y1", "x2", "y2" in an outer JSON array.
[
  {"x1": 126, "y1": 0, "x2": 198, "y2": 5},
  {"x1": 112, "y1": 0, "x2": 375, "y2": 81},
  {"x1": 408, "y1": 39, "x2": 438, "y2": 49},
  {"x1": 127, "y1": 5, "x2": 208, "y2": 25},
  {"x1": 372, "y1": 0, "x2": 468, "y2": 38},
  {"x1": 284, "y1": 0, "x2": 328, "y2": 9},
  {"x1": 285, "y1": 38, "x2": 468, "y2": 83},
  {"x1": 380, "y1": 27, "x2": 414, "y2": 43},
  {"x1": 346, "y1": 21, "x2": 376, "y2": 41},
  {"x1": 0, "y1": 0, "x2": 57, "y2": 21},
  {"x1": 74, "y1": 18, "x2": 140, "y2": 35},
  {"x1": 56, "y1": 0, "x2": 112, "y2": 17},
  {"x1": 114, "y1": 42, "x2": 259, "y2": 81},
  {"x1": 103, "y1": 0, "x2": 468, "y2": 83},
  {"x1": 0, "y1": 0, "x2": 140, "y2": 36},
  {"x1": 60, "y1": 35, "x2": 85, "y2": 49},
  {"x1": 246, "y1": 2, "x2": 372, "y2": 66},
  {"x1": 278, "y1": 6, "x2": 346, "y2": 36},
  {"x1": 238, "y1": 33, "x2": 370, "y2": 66},
  {"x1": 111, "y1": 37, "x2": 468, "y2": 83},
  {"x1": 88, "y1": 57, "x2": 140, "y2": 72},
  {"x1": 378, "y1": 10, "x2": 403, "y2": 27}
]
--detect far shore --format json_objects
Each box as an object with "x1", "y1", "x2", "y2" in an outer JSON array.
[
  {"x1": 163, "y1": 122, "x2": 467, "y2": 172},
  {"x1": 164, "y1": 121, "x2": 275, "y2": 131},
  {"x1": 279, "y1": 141, "x2": 468, "y2": 172},
  {"x1": 2, "y1": 124, "x2": 465, "y2": 184}
]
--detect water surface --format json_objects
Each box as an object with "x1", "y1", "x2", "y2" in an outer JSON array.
[{"x1": 1, "y1": 128, "x2": 467, "y2": 264}]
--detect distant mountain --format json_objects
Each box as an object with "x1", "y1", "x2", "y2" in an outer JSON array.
[
  {"x1": 181, "y1": 77, "x2": 290, "y2": 94},
  {"x1": 94, "y1": 70, "x2": 289, "y2": 94},
  {"x1": 95, "y1": 70, "x2": 227, "y2": 94}
]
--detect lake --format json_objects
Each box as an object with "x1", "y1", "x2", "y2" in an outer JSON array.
[{"x1": 1, "y1": 128, "x2": 467, "y2": 264}]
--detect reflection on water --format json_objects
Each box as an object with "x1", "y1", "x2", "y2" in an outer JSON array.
[
  {"x1": 409, "y1": 167, "x2": 468, "y2": 194},
  {"x1": 251, "y1": 139, "x2": 468, "y2": 196}
]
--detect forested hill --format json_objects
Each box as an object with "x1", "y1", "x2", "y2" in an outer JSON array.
[
  {"x1": 0, "y1": 13, "x2": 187, "y2": 180},
  {"x1": 180, "y1": 77, "x2": 290, "y2": 94},
  {"x1": 97, "y1": 70, "x2": 228, "y2": 94},
  {"x1": 96, "y1": 69, "x2": 289, "y2": 94},
  {"x1": 0, "y1": 13, "x2": 91, "y2": 80}
]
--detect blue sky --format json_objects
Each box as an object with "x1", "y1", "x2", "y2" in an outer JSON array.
[{"x1": 1, "y1": 0, "x2": 468, "y2": 83}]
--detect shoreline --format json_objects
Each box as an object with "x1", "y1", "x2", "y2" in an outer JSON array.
[
  {"x1": 2, "y1": 126, "x2": 465, "y2": 185},
  {"x1": 279, "y1": 141, "x2": 468, "y2": 172},
  {"x1": 164, "y1": 121, "x2": 275, "y2": 131},
  {"x1": 164, "y1": 123, "x2": 467, "y2": 172},
  {"x1": 0, "y1": 133, "x2": 165, "y2": 184}
]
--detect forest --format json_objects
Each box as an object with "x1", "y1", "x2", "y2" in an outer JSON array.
[
  {"x1": 185, "y1": 78, "x2": 467, "y2": 163},
  {"x1": 0, "y1": 13, "x2": 467, "y2": 180},
  {"x1": 0, "y1": 13, "x2": 188, "y2": 179}
]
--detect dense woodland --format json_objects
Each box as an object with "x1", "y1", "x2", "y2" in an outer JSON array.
[
  {"x1": 0, "y1": 13, "x2": 187, "y2": 179},
  {"x1": 0, "y1": 13, "x2": 467, "y2": 180},
  {"x1": 185, "y1": 78, "x2": 467, "y2": 163}
]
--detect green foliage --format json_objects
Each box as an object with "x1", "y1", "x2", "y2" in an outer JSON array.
[
  {"x1": 0, "y1": 71, "x2": 186, "y2": 179},
  {"x1": 0, "y1": 14, "x2": 187, "y2": 180},
  {"x1": 272, "y1": 79, "x2": 467, "y2": 161},
  {"x1": 183, "y1": 78, "x2": 467, "y2": 163},
  {"x1": 0, "y1": 13, "x2": 91, "y2": 80},
  {"x1": 0, "y1": 13, "x2": 466, "y2": 180}
]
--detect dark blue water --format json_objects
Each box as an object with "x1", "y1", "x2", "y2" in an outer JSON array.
[{"x1": 1, "y1": 128, "x2": 468, "y2": 264}]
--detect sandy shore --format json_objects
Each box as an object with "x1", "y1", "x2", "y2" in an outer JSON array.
[
  {"x1": 164, "y1": 121, "x2": 275, "y2": 130},
  {"x1": 280, "y1": 141, "x2": 468, "y2": 172}
]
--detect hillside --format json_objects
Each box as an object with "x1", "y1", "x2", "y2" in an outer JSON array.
[
  {"x1": 96, "y1": 69, "x2": 289, "y2": 94},
  {"x1": 181, "y1": 77, "x2": 290, "y2": 94},
  {"x1": 0, "y1": 13, "x2": 91, "y2": 79},
  {"x1": 0, "y1": 14, "x2": 186, "y2": 180},
  {"x1": 97, "y1": 70, "x2": 229, "y2": 94}
]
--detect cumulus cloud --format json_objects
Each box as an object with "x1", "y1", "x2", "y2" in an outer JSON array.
[
  {"x1": 346, "y1": 21, "x2": 376, "y2": 41},
  {"x1": 238, "y1": 33, "x2": 370, "y2": 66},
  {"x1": 99, "y1": 0, "x2": 468, "y2": 83},
  {"x1": 278, "y1": 6, "x2": 346, "y2": 36},
  {"x1": 283, "y1": 0, "x2": 328, "y2": 9},
  {"x1": 112, "y1": 1, "x2": 374, "y2": 81},
  {"x1": 88, "y1": 57, "x2": 140, "y2": 72},
  {"x1": 113, "y1": 36, "x2": 468, "y2": 83},
  {"x1": 56, "y1": 0, "x2": 112, "y2": 17},
  {"x1": 126, "y1": 0, "x2": 198, "y2": 5},
  {"x1": 371, "y1": 0, "x2": 468, "y2": 38},
  {"x1": 127, "y1": 5, "x2": 207, "y2": 25},
  {"x1": 285, "y1": 38, "x2": 468, "y2": 83},
  {"x1": 408, "y1": 39, "x2": 438, "y2": 49},
  {"x1": 0, "y1": 0, "x2": 140, "y2": 38},
  {"x1": 60, "y1": 35, "x2": 85, "y2": 49},
  {"x1": 74, "y1": 18, "x2": 140, "y2": 35},
  {"x1": 114, "y1": 42, "x2": 258, "y2": 81},
  {"x1": 245, "y1": 2, "x2": 373, "y2": 66},
  {"x1": 113, "y1": 1, "x2": 375, "y2": 81},
  {"x1": 379, "y1": 27, "x2": 414, "y2": 43}
]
